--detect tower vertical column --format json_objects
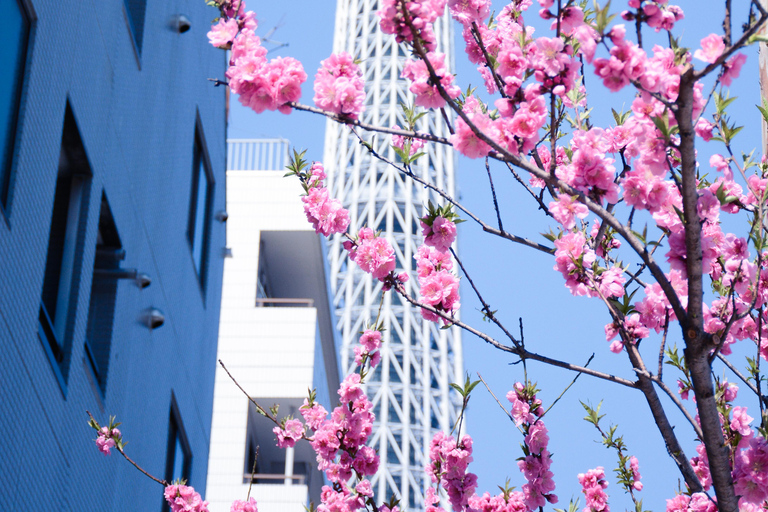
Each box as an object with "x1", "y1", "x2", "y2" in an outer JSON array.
[{"x1": 323, "y1": 3, "x2": 463, "y2": 510}]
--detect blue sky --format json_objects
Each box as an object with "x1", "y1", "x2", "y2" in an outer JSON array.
[{"x1": 225, "y1": 1, "x2": 766, "y2": 509}]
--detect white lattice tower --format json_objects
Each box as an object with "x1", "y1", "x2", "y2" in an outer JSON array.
[{"x1": 323, "y1": 2, "x2": 463, "y2": 510}]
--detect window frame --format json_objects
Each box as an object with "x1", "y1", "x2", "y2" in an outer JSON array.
[
  {"x1": 84, "y1": 192, "x2": 122, "y2": 399},
  {"x1": 163, "y1": 395, "x2": 192, "y2": 511},
  {"x1": 38, "y1": 101, "x2": 93, "y2": 395},
  {"x1": 123, "y1": 0, "x2": 148, "y2": 57},
  {"x1": 0, "y1": 0, "x2": 35, "y2": 219},
  {"x1": 187, "y1": 117, "x2": 214, "y2": 295}
]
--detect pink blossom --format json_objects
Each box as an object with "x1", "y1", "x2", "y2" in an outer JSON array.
[
  {"x1": 273, "y1": 419, "x2": 304, "y2": 448},
  {"x1": 359, "y1": 329, "x2": 382, "y2": 353},
  {"x1": 733, "y1": 435, "x2": 768, "y2": 504},
  {"x1": 693, "y1": 34, "x2": 725, "y2": 63},
  {"x1": 208, "y1": 18, "x2": 240, "y2": 49},
  {"x1": 448, "y1": 0, "x2": 491, "y2": 25},
  {"x1": 694, "y1": 118, "x2": 715, "y2": 141},
  {"x1": 452, "y1": 116, "x2": 493, "y2": 159},
  {"x1": 352, "y1": 234, "x2": 396, "y2": 280},
  {"x1": 402, "y1": 53, "x2": 461, "y2": 109},
  {"x1": 300, "y1": 400, "x2": 328, "y2": 431},
  {"x1": 422, "y1": 216, "x2": 457, "y2": 252},
  {"x1": 721, "y1": 52, "x2": 747, "y2": 86},
  {"x1": 302, "y1": 187, "x2": 350, "y2": 236},
  {"x1": 164, "y1": 485, "x2": 209, "y2": 512},
  {"x1": 578, "y1": 467, "x2": 609, "y2": 512},
  {"x1": 95, "y1": 426, "x2": 120, "y2": 455},
  {"x1": 313, "y1": 52, "x2": 365, "y2": 119},
  {"x1": 550, "y1": 195, "x2": 588, "y2": 230},
  {"x1": 378, "y1": 0, "x2": 444, "y2": 50},
  {"x1": 730, "y1": 406, "x2": 754, "y2": 437},
  {"x1": 629, "y1": 456, "x2": 643, "y2": 491},
  {"x1": 231, "y1": 498, "x2": 258, "y2": 512}
]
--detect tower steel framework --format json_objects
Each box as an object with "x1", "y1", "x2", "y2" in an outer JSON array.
[{"x1": 323, "y1": 2, "x2": 463, "y2": 510}]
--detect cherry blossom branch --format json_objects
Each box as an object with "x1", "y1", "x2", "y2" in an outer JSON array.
[
  {"x1": 538, "y1": 354, "x2": 593, "y2": 420},
  {"x1": 485, "y1": 158, "x2": 504, "y2": 232},
  {"x1": 86, "y1": 411, "x2": 169, "y2": 487},
  {"x1": 591, "y1": 283, "x2": 703, "y2": 490},
  {"x1": 677, "y1": 70, "x2": 738, "y2": 512},
  {"x1": 287, "y1": 102, "x2": 453, "y2": 145},
  {"x1": 658, "y1": 312, "x2": 671, "y2": 379},
  {"x1": 693, "y1": 8, "x2": 768, "y2": 81},
  {"x1": 723, "y1": 0, "x2": 733, "y2": 46},
  {"x1": 476, "y1": 372, "x2": 518, "y2": 427},
  {"x1": 392, "y1": 282, "x2": 637, "y2": 387},
  {"x1": 219, "y1": 359, "x2": 278, "y2": 423},
  {"x1": 347, "y1": 126, "x2": 555, "y2": 255},
  {"x1": 400, "y1": 12, "x2": 688, "y2": 325},
  {"x1": 716, "y1": 353, "x2": 768, "y2": 407},
  {"x1": 470, "y1": 21, "x2": 507, "y2": 97},
  {"x1": 504, "y1": 162, "x2": 553, "y2": 217},
  {"x1": 450, "y1": 247, "x2": 521, "y2": 349}
]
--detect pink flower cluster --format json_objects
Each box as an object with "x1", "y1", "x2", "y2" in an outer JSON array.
[
  {"x1": 308, "y1": 374, "x2": 379, "y2": 512},
  {"x1": 416, "y1": 245, "x2": 460, "y2": 324},
  {"x1": 273, "y1": 419, "x2": 304, "y2": 448},
  {"x1": 230, "y1": 498, "x2": 258, "y2": 512},
  {"x1": 402, "y1": 52, "x2": 461, "y2": 109},
  {"x1": 665, "y1": 493, "x2": 716, "y2": 512},
  {"x1": 164, "y1": 485, "x2": 209, "y2": 512},
  {"x1": 302, "y1": 163, "x2": 350, "y2": 236},
  {"x1": 210, "y1": 2, "x2": 306, "y2": 114},
  {"x1": 421, "y1": 216, "x2": 457, "y2": 252},
  {"x1": 578, "y1": 467, "x2": 609, "y2": 512},
  {"x1": 95, "y1": 426, "x2": 121, "y2": 455},
  {"x1": 428, "y1": 432, "x2": 478, "y2": 510},
  {"x1": 553, "y1": 231, "x2": 626, "y2": 300},
  {"x1": 354, "y1": 329, "x2": 384, "y2": 368},
  {"x1": 346, "y1": 228, "x2": 397, "y2": 281},
  {"x1": 313, "y1": 52, "x2": 365, "y2": 119},
  {"x1": 378, "y1": 0, "x2": 446, "y2": 51},
  {"x1": 507, "y1": 383, "x2": 557, "y2": 509}
]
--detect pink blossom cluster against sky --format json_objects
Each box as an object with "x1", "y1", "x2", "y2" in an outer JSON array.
[{"x1": 226, "y1": 1, "x2": 766, "y2": 509}]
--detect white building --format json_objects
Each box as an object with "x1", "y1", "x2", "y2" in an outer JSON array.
[{"x1": 206, "y1": 139, "x2": 339, "y2": 512}]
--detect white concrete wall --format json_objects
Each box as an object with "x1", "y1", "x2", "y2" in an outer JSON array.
[{"x1": 206, "y1": 170, "x2": 320, "y2": 512}]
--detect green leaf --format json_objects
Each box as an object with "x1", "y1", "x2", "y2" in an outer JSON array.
[{"x1": 757, "y1": 98, "x2": 768, "y2": 124}]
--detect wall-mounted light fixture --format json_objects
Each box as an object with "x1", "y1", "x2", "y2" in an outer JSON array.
[
  {"x1": 173, "y1": 14, "x2": 191, "y2": 34},
  {"x1": 143, "y1": 308, "x2": 165, "y2": 330}
]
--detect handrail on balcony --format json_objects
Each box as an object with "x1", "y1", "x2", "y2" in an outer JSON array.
[
  {"x1": 242, "y1": 473, "x2": 306, "y2": 485},
  {"x1": 254, "y1": 298, "x2": 314, "y2": 308}
]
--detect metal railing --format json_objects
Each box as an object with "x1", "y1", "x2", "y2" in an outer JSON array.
[
  {"x1": 228, "y1": 139, "x2": 291, "y2": 171},
  {"x1": 242, "y1": 473, "x2": 306, "y2": 485},
  {"x1": 254, "y1": 298, "x2": 314, "y2": 308}
]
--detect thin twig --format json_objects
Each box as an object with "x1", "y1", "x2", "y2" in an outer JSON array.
[
  {"x1": 485, "y1": 158, "x2": 504, "y2": 232},
  {"x1": 450, "y1": 247, "x2": 521, "y2": 348},
  {"x1": 393, "y1": 283, "x2": 637, "y2": 387},
  {"x1": 87, "y1": 411, "x2": 168, "y2": 486},
  {"x1": 539, "y1": 354, "x2": 595, "y2": 420},
  {"x1": 247, "y1": 446, "x2": 259, "y2": 500},
  {"x1": 717, "y1": 353, "x2": 768, "y2": 406},
  {"x1": 219, "y1": 360, "x2": 278, "y2": 422}
]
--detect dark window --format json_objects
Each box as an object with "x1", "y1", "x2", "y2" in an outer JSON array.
[
  {"x1": 163, "y1": 397, "x2": 192, "y2": 511},
  {"x1": 39, "y1": 102, "x2": 92, "y2": 391},
  {"x1": 187, "y1": 120, "x2": 214, "y2": 290},
  {"x1": 0, "y1": 0, "x2": 31, "y2": 210},
  {"x1": 124, "y1": 0, "x2": 147, "y2": 53},
  {"x1": 84, "y1": 194, "x2": 121, "y2": 396}
]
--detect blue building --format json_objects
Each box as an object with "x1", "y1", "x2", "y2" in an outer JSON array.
[{"x1": 0, "y1": 0, "x2": 226, "y2": 510}]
